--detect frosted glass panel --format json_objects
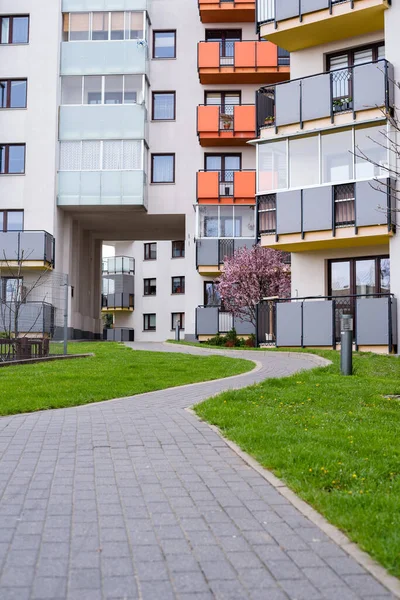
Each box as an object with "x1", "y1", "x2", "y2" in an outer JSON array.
[
  {"x1": 84, "y1": 76, "x2": 102, "y2": 104},
  {"x1": 103, "y1": 141, "x2": 122, "y2": 169},
  {"x1": 60, "y1": 141, "x2": 81, "y2": 170},
  {"x1": 258, "y1": 140, "x2": 287, "y2": 192},
  {"x1": 82, "y1": 141, "x2": 101, "y2": 170},
  {"x1": 123, "y1": 141, "x2": 141, "y2": 169},
  {"x1": 62, "y1": 76, "x2": 82, "y2": 104}
]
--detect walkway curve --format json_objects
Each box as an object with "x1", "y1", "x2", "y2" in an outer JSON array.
[{"x1": 0, "y1": 343, "x2": 395, "y2": 600}]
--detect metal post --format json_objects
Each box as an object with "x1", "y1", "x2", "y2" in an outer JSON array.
[
  {"x1": 340, "y1": 314, "x2": 353, "y2": 376},
  {"x1": 63, "y1": 275, "x2": 68, "y2": 356},
  {"x1": 175, "y1": 320, "x2": 180, "y2": 342}
]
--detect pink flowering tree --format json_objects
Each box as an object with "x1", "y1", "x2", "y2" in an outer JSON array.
[{"x1": 217, "y1": 245, "x2": 291, "y2": 327}]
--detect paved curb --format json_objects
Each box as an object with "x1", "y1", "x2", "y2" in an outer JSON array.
[{"x1": 187, "y1": 407, "x2": 400, "y2": 599}]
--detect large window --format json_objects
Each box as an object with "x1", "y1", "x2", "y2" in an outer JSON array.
[
  {"x1": 172, "y1": 276, "x2": 185, "y2": 294},
  {"x1": 61, "y1": 75, "x2": 145, "y2": 106},
  {"x1": 143, "y1": 313, "x2": 156, "y2": 331},
  {"x1": 59, "y1": 140, "x2": 142, "y2": 171},
  {"x1": 151, "y1": 154, "x2": 175, "y2": 183},
  {"x1": 0, "y1": 144, "x2": 25, "y2": 174},
  {"x1": 0, "y1": 16, "x2": 29, "y2": 44},
  {"x1": 257, "y1": 124, "x2": 388, "y2": 194},
  {"x1": 144, "y1": 278, "x2": 156, "y2": 296},
  {"x1": 0, "y1": 80, "x2": 27, "y2": 109},
  {"x1": 153, "y1": 31, "x2": 176, "y2": 59},
  {"x1": 0, "y1": 210, "x2": 23, "y2": 232},
  {"x1": 144, "y1": 243, "x2": 156, "y2": 260},
  {"x1": 63, "y1": 12, "x2": 145, "y2": 42},
  {"x1": 152, "y1": 92, "x2": 175, "y2": 120},
  {"x1": 198, "y1": 205, "x2": 255, "y2": 238},
  {"x1": 329, "y1": 256, "x2": 390, "y2": 297}
]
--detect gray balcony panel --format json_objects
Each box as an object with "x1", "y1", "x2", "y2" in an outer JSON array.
[
  {"x1": 0, "y1": 303, "x2": 53, "y2": 335},
  {"x1": 276, "y1": 0, "x2": 299, "y2": 21},
  {"x1": 106, "y1": 327, "x2": 134, "y2": 342},
  {"x1": 107, "y1": 293, "x2": 132, "y2": 309},
  {"x1": 103, "y1": 274, "x2": 135, "y2": 295},
  {"x1": 275, "y1": 81, "x2": 301, "y2": 127},
  {"x1": 301, "y1": 73, "x2": 331, "y2": 121},
  {"x1": 62, "y1": 0, "x2": 147, "y2": 9},
  {"x1": 234, "y1": 238, "x2": 256, "y2": 250},
  {"x1": 301, "y1": 0, "x2": 329, "y2": 15},
  {"x1": 196, "y1": 239, "x2": 219, "y2": 266},
  {"x1": 355, "y1": 179, "x2": 388, "y2": 227},
  {"x1": 353, "y1": 61, "x2": 387, "y2": 112},
  {"x1": 196, "y1": 307, "x2": 219, "y2": 336},
  {"x1": 234, "y1": 317, "x2": 255, "y2": 335},
  {"x1": 0, "y1": 232, "x2": 19, "y2": 261},
  {"x1": 356, "y1": 297, "x2": 390, "y2": 345},
  {"x1": 303, "y1": 186, "x2": 332, "y2": 232},
  {"x1": 59, "y1": 105, "x2": 147, "y2": 141},
  {"x1": 387, "y1": 61, "x2": 395, "y2": 108},
  {"x1": 61, "y1": 41, "x2": 147, "y2": 76},
  {"x1": 276, "y1": 190, "x2": 301, "y2": 234},
  {"x1": 303, "y1": 301, "x2": 333, "y2": 346},
  {"x1": 19, "y1": 232, "x2": 50, "y2": 261},
  {"x1": 276, "y1": 302, "x2": 302, "y2": 346},
  {"x1": 58, "y1": 171, "x2": 145, "y2": 206}
]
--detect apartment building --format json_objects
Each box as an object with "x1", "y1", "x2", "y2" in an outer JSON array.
[
  {"x1": 254, "y1": 0, "x2": 399, "y2": 353},
  {"x1": 0, "y1": 0, "x2": 289, "y2": 341}
]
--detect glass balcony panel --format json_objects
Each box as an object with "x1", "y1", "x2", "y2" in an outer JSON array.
[
  {"x1": 258, "y1": 140, "x2": 287, "y2": 193},
  {"x1": 289, "y1": 136, "x2": 319, "y2": 188},
  {"x1": 69, "y1": 13, "x2": 90, "y2": 41},
  {"x1": 321, "y1": 129, "x2": 353, "y2": 184},
  {"x1": 62, "y1": 76, "x2": 82, "y2": 104},
  {"x1": 84, "y1": 76, "x2": 102, "y2": 105},
  {"x1": 199, "y1": 206, "x2": 218, "y2": 237},
  {"x1": 355, "y1": 125, "x2": 387, "y2": 180}
]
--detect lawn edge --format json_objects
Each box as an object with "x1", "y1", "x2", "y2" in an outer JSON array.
[{"x1": 186, "y1": 407, "x2": 400, "y2": 598}]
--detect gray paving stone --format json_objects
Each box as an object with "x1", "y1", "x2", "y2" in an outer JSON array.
[{"x1": 0, "y1": 343, "x2": 392, "y2": 600}]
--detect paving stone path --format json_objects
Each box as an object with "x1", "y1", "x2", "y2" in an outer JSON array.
[{"x1": 0, "y1": 342, "x2": 395, "y2": 600}]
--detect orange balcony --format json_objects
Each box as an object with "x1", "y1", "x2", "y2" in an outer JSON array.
[
  {"x1": 198, "y1": 0, "x2": 255, "y2": 23},
  {"x1": 198, "y1": 41, "x2": 290, "y2": 84},
  {"x1": 197, "y1": 170, "x2": 256, "y2": 204},
  {"x1": 197, "y1": 105, "x2": 256, "y2": 146}
]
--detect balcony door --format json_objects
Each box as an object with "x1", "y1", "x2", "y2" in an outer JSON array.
[
  {"x1": 205, "y1": 153, "x2": 241, "y2": 197},
  {"x1": 205, "y1": 29, "x2": 241, "y2": 65},
  {"x1": 205, "y1": 92, "x2": 240, "y2": 131}
]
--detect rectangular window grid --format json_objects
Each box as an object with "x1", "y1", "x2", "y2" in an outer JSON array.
[
  {"x1": 172, "y1": 241, "x2": 185, "y2": 258},
  {"x1": 143, "y1": 278, "x2": 156, "y2": 296},
  {"x1": 63, "y1": 12, "x2": 145, "y2": 42},
  {"x1": 59, "y1": 140, "x2": 143, "y2": 171},
  {"x1": 144, "y1": 243, "x2": 157, "y2": 260},
  {"x1": 143, "y1": 313, "x2": 156, "y2": 331},
  {"x1": 172, "y1": 276, "x2": 185, "y2": 295},
  {"x1": 0, "y1": 80, "x2": 27, "y2": 109}
]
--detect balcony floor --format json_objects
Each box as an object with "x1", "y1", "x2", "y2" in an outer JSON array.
[{"x1": 199, "y1": 67, "x2": 289, "y2": 85}]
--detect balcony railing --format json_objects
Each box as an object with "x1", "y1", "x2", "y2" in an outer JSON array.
[
  {"x1": 264, "y1": 293, "x2": 397, "y2": 352},
  {"x1": 197, "y1": 104, "x2": 256, "y2": 144},
  {"x1": 256, "y1": 59, "x2": 394, "y2": 135},
  {"x1": 257, "y1": 178, "x2": 395, "y2": 239},
  {"x1": 0, "y1": 301, "x2": 55, "y2": 336},
  {"x1": 101, "y1": 293, "x2": 134, "y2": 311},
  {"x1": 257, "y1": 0, "x2": 354, "y2": 27},
  {"x1": 102, "y1": 256, "x2": 135, "y2": 275},
  {"x1": 196, "y1": 305, "x2": 255, "y2": 336},
  {"x1": 196, "y1": 238, "x2": 255, "y2": 268},
  {"x1": 197, "y1": 170, "x2": 256, "y2": 202},
  {"x1": 0, "y1": 231, "x2": 55, "y2": 266}
]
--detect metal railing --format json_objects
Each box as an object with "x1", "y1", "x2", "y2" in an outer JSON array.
[
  {"x1": 199, "y1": 169, "x2": 255, "y2": 201},
  {"x1": 256, "y1": 0, "x2": 354, "y2": 28},
  {"x1": 334, "y1": 183, "x2": 355, "y2": 227},
  {"x1": 200, "y1": 40, "x2": 289, "y2": 69},
  {"x1": 0, "y1": 338, "x2": 50, "y2": 362},
  {"x1": 101, "y1": 293, "x2": 134, "y2": 310},
  {"x1": 0, "y1": 230, "x2": 55, "y2": 266},
  {"x1": 255, "y1": 59, "x2": 392, "y2": 135},
  {"x1": 102, "y1": 256, "x2": 135, "y2": 275},
  {"x1": 257, "y1": 194, "x2": 276, "y2": 235},
  {"x1": 198, "y1": 104, "x2": 255, "y2": 134}
]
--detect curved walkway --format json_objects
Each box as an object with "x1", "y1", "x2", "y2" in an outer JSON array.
[{"x1": 0, "y1": 343, "x2": 395, "y2": 600}]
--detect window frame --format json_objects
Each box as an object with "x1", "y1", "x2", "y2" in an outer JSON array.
[
  {"x1": 0, "y1": 79, "x2": 28, "y2": 109},
  {"x1": 63, "y1": 11, "x2": 146, "y2": 43},
  {"x1": 326, "y1": 41, "x2": 385, "y2": 71},
  {"x1": 1, "y1": 277, "x2": 23, "y2": 302},
  {"x1": 204, "y1": 90, "x2": 242, "y2": 110},
  {"x1": 0, "y1": 144, "x2": 26, "y2": 175},
  {"x1": 143, "y1": 277, "x2": 156, "y2": 296},
  {"x1": 171, "y1": 240, "x2": 185, "y2": 258},
  {"x1": 0, "y1": 210, "x2": 24, "y2": 232},
  {"x1": 143, "y1": 313, "x2": 156, "y2": 331},
  {"x1": 61, "y1": 74, "x2": 146, "y2": 106},
  {"x1": 152, "y1": 30, "x2": 176, "y2": 59},
  {"x1": 152, "y1": 91, "x2": 176, "y2": 121},
  {"x1": 151, "y1": 153, "x2": 175, "y2": 184},
  {"x1": 144, "y1": 242, "x2": 157, "y2": 261},
  {"x1": 171, "y1": 312, "x2": 185, "y2": 331},
  {"x1": 0, "y1": 15, "x2": 29, "y2": 45},
  {"x1": 327, "y1": 255, "x2": 390, "y2": 297},
  {"x1": 171, "y1": 276, "x2": 185, "y2": 295},
  {"x1": 204, "y1": 281, "x2": 220, "y2": 306}
]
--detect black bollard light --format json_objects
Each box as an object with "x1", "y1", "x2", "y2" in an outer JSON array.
[{"x1": 340, "y1": 314, "x2": 353, "y2": 376}]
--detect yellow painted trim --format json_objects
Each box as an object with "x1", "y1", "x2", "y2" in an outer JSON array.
[
  {"x1": 0, "y1": 260, "x2": 52, "y2": 269},
  {"x1": 198, "y1": 265, "x2": 222, "y2": 276},
  {"x1": 260, "y1": 225, "x2": 392, "y2": 252},
  {"x1": 260, "y1": 0, "x2": 388, "y2": 52},
  {"x1": 101, "y1": 307, "x2": 134, "y2": 312}
]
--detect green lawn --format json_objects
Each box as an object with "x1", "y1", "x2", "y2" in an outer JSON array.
[
  {"x1": 0, "y1": 342, "x2": 253, "y2": 416},
  {"x1": 195, "y1": 349, "x2": 400, "y2": 577}
]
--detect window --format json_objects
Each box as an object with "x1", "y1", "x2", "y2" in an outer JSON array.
[
  {"x1": 205, "y1": 153, "x2": 241, "y2": 197},
  {"x1": 172, "y1": 276, "x2": 185, "y2": 294},
  {"x1": 63, "y1": 12, "x2": 144, "y2": 42},
  {"x1": 321, "y1": 129, "x2": 353, "y2": 184},
  {"x1": 152, "y1": 92, "x2": 175, "y2": 120},
  {"x1": 204, "y1": 282, "x2": 220, "y2": 306},
  {"x1": 143, "y1": 313, "x2": 156, "y2": 331},
  {"x1": 0, "y1": 144, "x2": 25, "y2": 174},
  {"x1": 205, "y1": 92, "x2": 240, "y2": 130},
  {"x1": 0, "y1": 210, "x2": 23, "y2": 232},
  {"x1": 0, "y1": 16, "x2": 29, "y2": 44},
  {"x1": 59, "y1": 140, "x2": 142, "y2": 171},
  {"x1": 144, "y1": 243, "x2": 156, "y2": 260},
  {"x1": 258, "y1": 195, "x2": 276, "y2": 235},
  {"x1": 334, "y1": 184, "x2": 355, "y2": 228},
  {"x1": 327, "y1": 42, "x2": 385, "y2": 71},
  {"x1": 328, "y1": 256, "x2": 390, "y2": 297},
  {"x1": 144, "y1": 278, "x2": 156, "y2": 296},
  {"x1": 205, "y1": 29, "x2": 241, "y2": 64},
  {"x1": 61, "y1": 75, "x2": 144, "y2": 106},
  {"x1": 0, "y1": 80, "x2": 27, "y2": 109},
  {"x1": 172, "y1": 241, "x2": 185, "y2": 258},
  {"x1": 198, "y1": 205, "x2": 255, "y2": 238},
  {"x1": 153, "y1": 30, "x2": 176, "y2": 59},
  {"x1": 151, "y1": 154, "x2": 175, "y2": 183},
  {"x1": 1, "y1": 278, "x2": 22, "y2": 302},
  {"x1": 172, "y1": 313, "x2": 185, "y2": 330}
]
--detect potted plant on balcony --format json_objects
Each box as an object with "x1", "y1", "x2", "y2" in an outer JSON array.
[
  {"x1": 264, "y1": 116, "x2": 275, "y2": 126},
  {"x1": 220, "y1": 113, "x2": 233, "y2": 130}
]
